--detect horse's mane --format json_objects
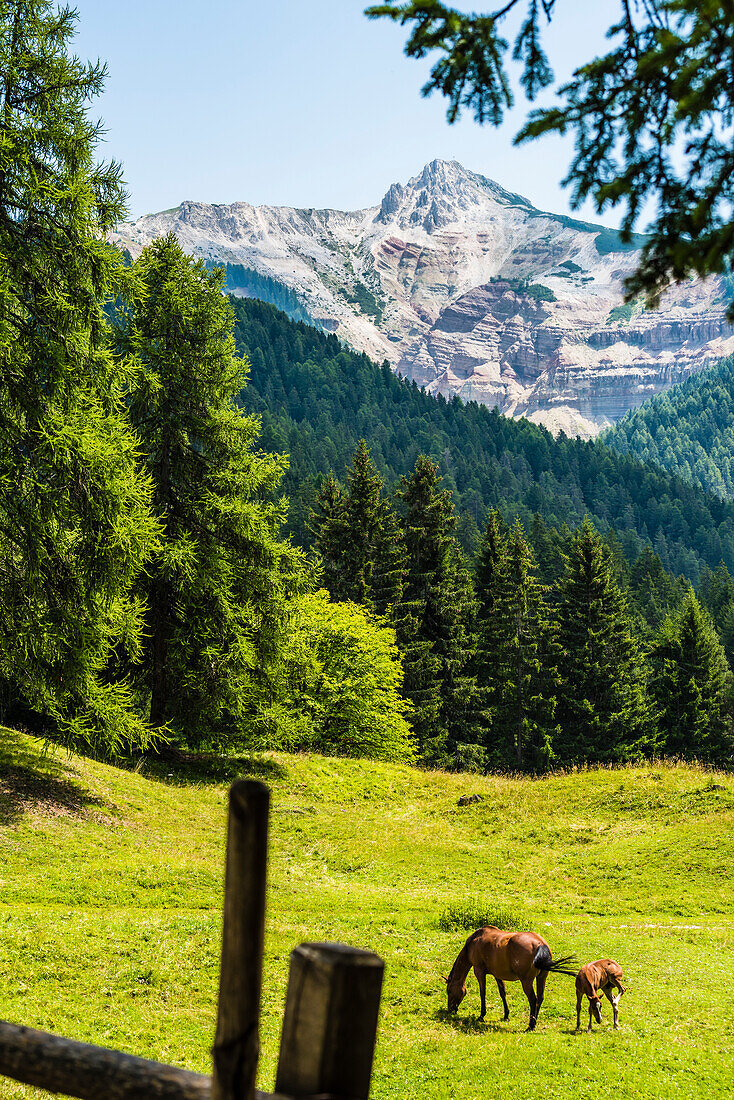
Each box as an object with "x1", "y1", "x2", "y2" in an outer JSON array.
[{"x1": 447, "y1": 936, "x2": 473, "y2": 983}]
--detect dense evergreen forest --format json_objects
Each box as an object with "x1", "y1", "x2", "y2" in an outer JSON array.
[
  {"x1": 233, "y1": 297, "x2": 734, "y2": 584},
  {"x1": 3, "y1": 0, "x2": 734, "y2": 777},
  {"x1": 308, "y1": 439, "x2": 734, "y2": 771},
  {"x1": 606, "y1": 354, "x2": 734, "y2": 501}
]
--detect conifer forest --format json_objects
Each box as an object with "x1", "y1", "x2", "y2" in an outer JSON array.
[{"x1": 1, "y1": 0, "x2": 734, "y2": 777}]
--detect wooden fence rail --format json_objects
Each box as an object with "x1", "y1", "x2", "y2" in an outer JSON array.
[{"x1": 0, "y1": 779, "x2": 385, "y2": 1100}]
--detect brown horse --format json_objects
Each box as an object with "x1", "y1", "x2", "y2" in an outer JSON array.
[
  {"x1": 575, "y1": 959, "x2": 626, "y2": 1032},
  {"x1": 445, "y1": 926, "x2": 576, "y2": 1031}
]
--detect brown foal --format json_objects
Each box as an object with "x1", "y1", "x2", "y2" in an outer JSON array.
[
  {"x1": 444, "y1": 926, "x2": 575, "y2": 1031},
  {"x1": 575, "y1": 959, "x2": 626, "y2": 1032}
]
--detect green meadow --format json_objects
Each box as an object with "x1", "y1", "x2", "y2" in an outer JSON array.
[{"x1": 1, "y1": 726, "x2": 732, "y2": 1099}]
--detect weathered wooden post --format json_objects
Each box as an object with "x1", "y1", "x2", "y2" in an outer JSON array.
[
  {"x1": 275, "y1": 943, "x2": 384, "y2": 1100},
  {"x1": 211, "y1": 780, "x2": 269, "y2": 1100}
]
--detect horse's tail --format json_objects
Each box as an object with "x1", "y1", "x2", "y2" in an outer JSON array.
[{"x1": 533, "y1": 944, "x2": 577, "y2": 976}]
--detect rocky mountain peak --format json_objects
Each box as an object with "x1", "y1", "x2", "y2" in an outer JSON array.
[
  {"x1": 376, "y1": 158, "x2": 534, "y2": 232},
  {"x1": 111, "y1": 160, "x2": 733, "y2": 439}
]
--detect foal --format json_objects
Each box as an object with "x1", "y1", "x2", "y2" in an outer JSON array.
[
  {"x1": 575, "y1": 959, "x2": 626, "y2": 1032},
  {"x1": 445, "y1": 926, "x2": 575, "y2": 1031}
]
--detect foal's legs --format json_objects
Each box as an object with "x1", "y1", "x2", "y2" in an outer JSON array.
[
  {"x1": 475, "y1": 968, "x2": 487, "y2": 1020},
  {"x1": 495, "y1": 978, "x2": 510, "y2": 1021},
  {"x1": 602, "y1": 982, "x2": 623, "y2": 1029},
  {"x1": 521, "y1": 978, "x2": 538, "y2": 1031},
  {"x1": 575, "y1": 988, "x2": 583, "y2": 1031}
]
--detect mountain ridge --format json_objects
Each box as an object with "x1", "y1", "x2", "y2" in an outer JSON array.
[{"x1": 113, "y1": 159, "x2": 733, "y2": 437}]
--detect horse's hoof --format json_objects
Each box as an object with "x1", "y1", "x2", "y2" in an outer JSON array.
[
  {"x1": 503, "y1": 1015, "x2": 510, "y2": 1022},
  {"x1": 478, "y1": 1015, "x2": 485, "y2": 1022}
]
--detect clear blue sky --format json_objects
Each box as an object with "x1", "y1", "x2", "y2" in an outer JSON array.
[{"x1": 73, "y1": 1, "x2": 623, "y2": 224}]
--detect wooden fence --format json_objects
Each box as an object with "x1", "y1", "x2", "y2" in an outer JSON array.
[{"x1": 0, "y1": 779, "x2": 385, "y2": 1100}]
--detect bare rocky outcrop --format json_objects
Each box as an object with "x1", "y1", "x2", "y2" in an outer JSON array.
[{"x1": 111, "y1": 159, "x2": 734, "y2": 437}]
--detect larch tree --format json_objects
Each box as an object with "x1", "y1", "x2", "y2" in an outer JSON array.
[
  {"x1": 115, "y1": 234, "x2": 307, "y2": 746},
  {"x1": 368, "y1": 2, "x2": 734, "y2": 317},
  {"x1": 0, "y1": 0, "x2": 158, "y2": 752}
]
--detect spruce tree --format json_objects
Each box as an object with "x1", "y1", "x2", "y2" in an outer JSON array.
[
  {"x1": 554, "y1": 519, "x2": 652, "y2": 764},
  {"x1": 529, "y1": 512, "x2": 564, "y2": 586},
  {"x1": 475, "y1": 508, "x2": 509, "y2": 621},
  {"x1": 0, "y1": 1, "x2": 158, "y2": 750},
  {"x1": 308, "y1": 472, "x2": 345, "y2": 597},
  {"x1": 475, "y1": 515, "x2": 557, "y2": 771},
  {"x1": 310, "y1": 440, "x2": 404, "y2": 616},
  {"x1": 397, "y1": 456, "x2": 482, "y2": 764},
  {"x1": 650, "y1": 591, "x2": 733, "y2": 765},
  {"x1": 116, "y1": 235, "x2": 306, "y2": 744}
]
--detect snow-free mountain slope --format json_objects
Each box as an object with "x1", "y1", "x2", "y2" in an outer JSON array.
[{"x1": 113, "y1": 160, "x2": 734, "y2": 437}]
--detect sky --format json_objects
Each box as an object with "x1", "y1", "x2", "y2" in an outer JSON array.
[{"x1": 72, "y1": 1, "x2": 624, "y2": 226}]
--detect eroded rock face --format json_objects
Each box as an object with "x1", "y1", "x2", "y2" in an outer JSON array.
[{"x1": 112, "y1": 159, "x2": 734, "y2": 437}]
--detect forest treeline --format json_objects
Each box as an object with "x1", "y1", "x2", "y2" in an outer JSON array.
[
  {"x1": 606, "y1": 354, "x2": 734, "y2": 503},
  {"x1": 308, "y1": 440, "x2": 734, "y2": 771},
  {"x1": 232, "y1": 298, "x2": 734, "y2": 585},
  {"x1": 3, "y1": 1, "x2": 733, "y2": 773}
]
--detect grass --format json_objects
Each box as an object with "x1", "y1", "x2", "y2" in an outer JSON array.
[{"x1": 1, "y1": 727, "x2": 733, "y2": 1098}]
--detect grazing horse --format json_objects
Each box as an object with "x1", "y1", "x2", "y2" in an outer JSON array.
[
  {"x1": 575, "y1": 959, "x2": 626, "y2": 1032},
  {"x1": 444, "y1": 926, "x2": 576, "y2": 1031}
]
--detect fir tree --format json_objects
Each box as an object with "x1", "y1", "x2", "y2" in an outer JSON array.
[
  {"x1": 476, "y1": 515, "x2": 556, "y2": 771},
  {"x1": 397, "y1": 456, "x2": 482, "y2": 764},
  {"x1": 529, "y1": 512, "x2": 565, "y2": 586},
  {"x1": 554, "y1": 520, "x2": 652, "y2": 764},
  {"x1": 116, "y1": 235, "x2": 306, "y2": 744},
  {"x1": 310, "y1": 441, "x2": 404, "y2": 616},
  {"x1": 308, "y1": 472, "x2": 345, "y2": 597},
  {"x1": 0, "y1": 1, "x2": 158, "y2": 751},
  {"x1": 650, "y1": 591, "x2": 733, "y2": 764},
  {"x1": 475, "y1": 508, "x2": 509, "y2": 621}
]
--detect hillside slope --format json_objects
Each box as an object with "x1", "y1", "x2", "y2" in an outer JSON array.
[
  {"x1": 605, "y1": 354, "x2": 734, "y2": 500},
  {"x1": 111, "y1": 159, "x2": 734, "y2": 436},
  {"x1": 234, "y1": 297, "x2": 734, "y2": 583},
  {"x1": 1, "y1": 729, "x2": 732, "y2": 1100}
]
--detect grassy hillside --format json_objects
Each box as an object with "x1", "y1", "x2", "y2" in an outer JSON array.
[{"x1": 1, "y1": 729, "x2": 733, "y2": 1099}]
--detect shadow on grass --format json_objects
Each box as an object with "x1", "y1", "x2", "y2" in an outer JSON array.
[
  {"x1": 0, "y1": 727, "x2": 108, "y2": 827},
  {"x1": 438, "y1": 1011, "x2": 509, "y2": 1035},
  {"x1": 139, "y1": 750, "x2": 288, "y2": 786}
]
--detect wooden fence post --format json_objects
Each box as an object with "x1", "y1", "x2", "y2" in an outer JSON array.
[
  {"x1": 274, "y1": 942, "x2": 384, "y2": 1100},
  {"x1": 211, "y1": 780, "x2": 269, "y2": 1100}
]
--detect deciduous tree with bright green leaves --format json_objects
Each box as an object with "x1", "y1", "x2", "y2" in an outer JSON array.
[
  {"x1": 115, "y1": 234, "x2": 308, "y2": 747},
  {"x1": 272, "y1": 590, "x2": 415, "y2": 762},
  {"x1": 0, "y1": 0, "x2": 159, "y2": 752}
]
